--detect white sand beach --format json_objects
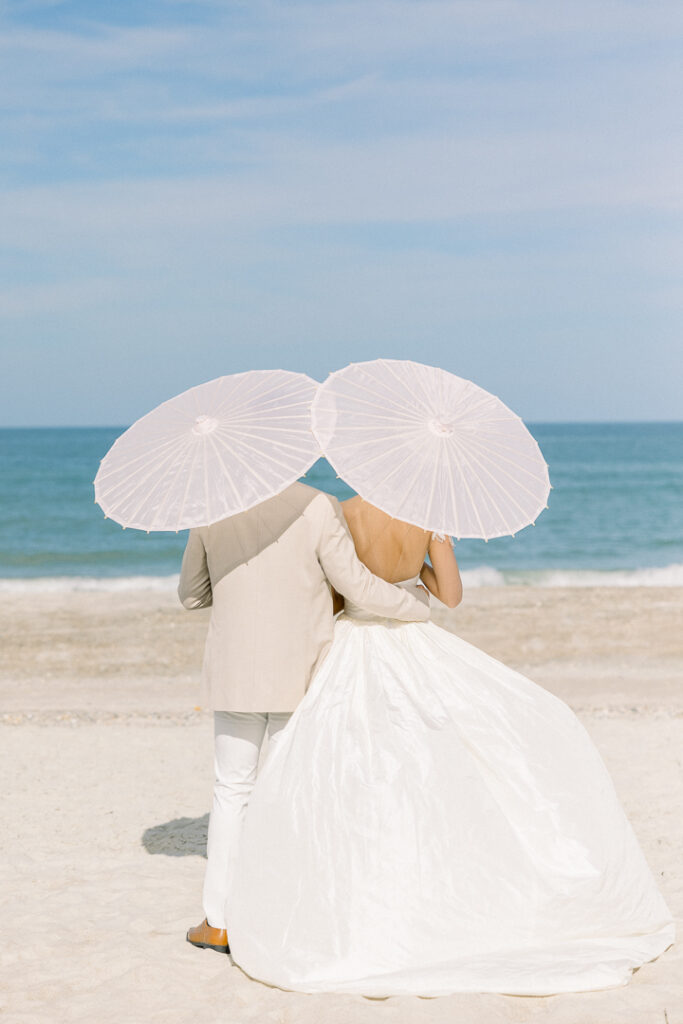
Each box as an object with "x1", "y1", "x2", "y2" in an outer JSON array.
[{"x1": 1, "y1": 585, "x2": 681, "y2": 1023}]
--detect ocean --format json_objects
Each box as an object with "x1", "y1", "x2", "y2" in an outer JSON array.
[{"x1": 0, "y1": 424, "x2": 681, "y2": 589}]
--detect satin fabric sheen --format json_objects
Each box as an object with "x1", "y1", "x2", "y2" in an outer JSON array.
[{"x1": 227, "y1": 598, "x2": 674, "y2": 996}]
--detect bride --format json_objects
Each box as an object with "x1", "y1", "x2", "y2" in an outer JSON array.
[{"x1": 226, "y1": 498, "x2": 674, "y2": 996}]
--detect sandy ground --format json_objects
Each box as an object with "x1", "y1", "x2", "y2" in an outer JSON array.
[{"x1": 1, "y1": 586, "x2": 682, "y2": 1023}]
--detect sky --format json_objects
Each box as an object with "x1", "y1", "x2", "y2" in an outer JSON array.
[{"x1": 0, "y1": 0, "x2": 681, "y2": 426}]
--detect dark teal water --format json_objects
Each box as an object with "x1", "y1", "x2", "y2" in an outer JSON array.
[{"x1": 0, "y1": 424, "x2": 681, "y2": 584}]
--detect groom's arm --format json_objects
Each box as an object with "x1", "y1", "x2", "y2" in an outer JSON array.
[
  {"x1": 178, "y1": 529, "x2": 213, "y2": 609},
  {"x1": 313, "y1": 495, "x2": 430, "y2": 622}
]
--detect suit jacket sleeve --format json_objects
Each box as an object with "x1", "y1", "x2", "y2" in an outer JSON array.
[
  {"x1": 178, "y1": 529, "x2": 213, "y2": 609},
  {"x1": 316, "y1": 496, "x2": 430, "y2": 622}
]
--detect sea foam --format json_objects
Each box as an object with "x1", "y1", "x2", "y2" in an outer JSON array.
[
  {"x1": 0, "y1": 575, "x2": 181, "y2": 594},
  {"x1": 1, "y1": 565, "x2": 683, "y2": 592},
  {"x1": 461, "y1": 564, "x2": 683, "y2": 587}
]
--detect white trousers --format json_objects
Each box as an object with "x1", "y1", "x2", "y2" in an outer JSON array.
[{"x1": 203, "y1": 711, "x2": 292, "y2": 930}]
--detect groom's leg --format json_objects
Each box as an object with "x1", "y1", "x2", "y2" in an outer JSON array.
[
  {"x1": 202, "y1": 711, "x2": 268, "y2": 931},
  {"x1": 265, "y1": 711, "x2": 292, "y2": 752}
]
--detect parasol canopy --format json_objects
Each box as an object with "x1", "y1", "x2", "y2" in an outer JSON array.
[
  {"x1": 94, "y1": 370, "x2": 320, "y2": 532},
  {"x1": 311, "y1": 359, "x2": 550, "y2": 540}
]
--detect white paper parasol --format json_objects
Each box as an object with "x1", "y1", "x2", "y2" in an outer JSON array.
[
  {"x1": 311, "y1": 359, "x2": 550, "y2": 540},
  {"x1": 94, "y1": 370, "x2": 320, "y2": 532}
]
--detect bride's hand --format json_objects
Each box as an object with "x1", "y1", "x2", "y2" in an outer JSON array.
[{"x1": 419, "y1": 535, "x2": 462, "y2": 608}]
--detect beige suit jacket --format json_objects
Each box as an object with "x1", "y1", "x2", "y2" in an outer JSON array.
[{"x1": 178, "y1": 482, "x2": 430, "y2": 712}]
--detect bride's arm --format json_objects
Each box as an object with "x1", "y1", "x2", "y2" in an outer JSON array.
[{"x1": 420, "y1": 535, "x2": 462, "y2": 608}]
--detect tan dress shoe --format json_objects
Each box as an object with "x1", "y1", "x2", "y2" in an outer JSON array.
[{"x1": 186, "y1": 918, "x2": 230, "y2": 953}]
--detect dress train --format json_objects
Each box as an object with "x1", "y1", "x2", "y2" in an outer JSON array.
[{"x1": 227, "y1": 605, "x2": 674, "y2": 996}]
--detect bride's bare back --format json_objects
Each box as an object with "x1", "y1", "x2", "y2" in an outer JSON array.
[
  {"x1": 341, "y1": 496, "x2": 431, "y2": 583},
  {"x1": 340, "y1": 496, "x2": 463, "y2": 608}
]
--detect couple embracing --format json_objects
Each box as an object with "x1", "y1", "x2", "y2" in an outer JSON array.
[{"x1": 178, "y1": 480, "x2": 673, "y2": 997}]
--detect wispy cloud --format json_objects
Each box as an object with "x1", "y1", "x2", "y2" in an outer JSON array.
[
  {"x1": 1, "y1": 120, "x2": 680, "y2": 259},
  {"x1": 0, "y1": 0, "x2": 681, "y2": 422}
]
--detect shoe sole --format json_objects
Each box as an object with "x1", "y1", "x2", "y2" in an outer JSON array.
[{"x1": 186, "y1": 935, "x2": 230, "y2": 954}]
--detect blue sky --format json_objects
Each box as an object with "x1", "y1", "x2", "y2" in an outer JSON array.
[{"x1": 0, "y1": 0, "x2": 681, "y2": 425}]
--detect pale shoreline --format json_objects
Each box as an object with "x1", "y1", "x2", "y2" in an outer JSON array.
[
  {"x1": 2, "y1": 585, "x2": 682, "y2": 717},
  {"x1": 1, "y1": 586, "x2": 682, "y2": 1022}
]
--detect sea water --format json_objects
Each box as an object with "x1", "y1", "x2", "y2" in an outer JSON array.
[{"x1": 0, "y1": 423, "x2": 681, "y2": 588}]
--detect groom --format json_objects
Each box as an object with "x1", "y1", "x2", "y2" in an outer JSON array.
[{"x1": 178, "y1": 480, "x2": 430, "y2": 954}]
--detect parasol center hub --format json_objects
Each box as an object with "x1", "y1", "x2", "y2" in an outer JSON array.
[
  {"x1": 192, "y1": 415, "x2": 219, "y2": 436},
  {"x1": 428, "y1": 418, "x2": 454, "y2": 438}
]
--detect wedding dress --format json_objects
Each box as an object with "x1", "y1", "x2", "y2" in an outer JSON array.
[{"x1": 227, "y1": 587, "x2": 674, "y2": 996}]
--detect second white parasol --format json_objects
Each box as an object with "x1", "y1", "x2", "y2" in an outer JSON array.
[
  {"x1": 311, "y1": 359, "x2": 550, "y2": 540},
  {"x1": 95, "y1": 370, "x2": 320, "y2": 532}
]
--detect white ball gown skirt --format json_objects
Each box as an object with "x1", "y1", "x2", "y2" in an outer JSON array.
[{"x1": 227, "y1": 604, "x2": 674, "y2": 996}]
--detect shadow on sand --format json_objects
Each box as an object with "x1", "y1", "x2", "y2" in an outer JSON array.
[{"x1": 142, "y1": 814, "x2": 209, "y2": 858}]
